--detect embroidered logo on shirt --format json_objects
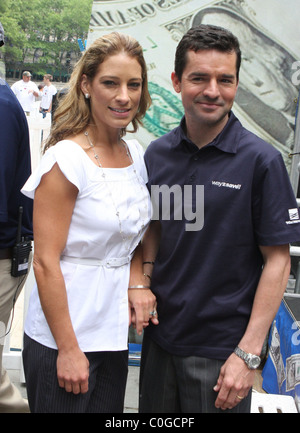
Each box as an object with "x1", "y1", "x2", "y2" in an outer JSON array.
[
  {"x1": 211, "y1": 180, "x2": 242, "y2": 190},
  {"x1": 286, "y1": 208, "x2": 300, "y2": 225}
]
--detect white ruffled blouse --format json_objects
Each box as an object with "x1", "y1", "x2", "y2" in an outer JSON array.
[{"x1": 22, "y1": 139, "x2": 151, "y2": 352}]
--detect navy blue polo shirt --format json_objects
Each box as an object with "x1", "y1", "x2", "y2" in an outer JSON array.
[
  {"x1": 0, "y1": 79, "x2": 33, "y2": 247},
  {"x1": 144, "y1": 112, "x2": 300, "y2": 361}
]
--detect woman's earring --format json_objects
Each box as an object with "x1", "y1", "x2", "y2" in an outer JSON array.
[{"x1": 85, "y1": 93, "x2": 90, "y2": 99}]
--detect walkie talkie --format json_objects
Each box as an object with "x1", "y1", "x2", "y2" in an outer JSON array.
[{"x1": 11, "y1": 206, "x2": 32, "y2": 277}]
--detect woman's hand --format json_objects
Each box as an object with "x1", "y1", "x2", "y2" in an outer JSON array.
[
  {"x1": 128, "y1": 288, "x2": 158, "y2": 335},
  {"x1": 57, "y1": 346, "x2": 90, "y2": 394}
]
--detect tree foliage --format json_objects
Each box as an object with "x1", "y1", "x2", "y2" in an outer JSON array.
[{"x1": 1, "y1": 0, "x2": 93, "y2": 79}]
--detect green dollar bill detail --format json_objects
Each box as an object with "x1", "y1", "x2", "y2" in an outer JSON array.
[{"x1": 143, "y1": 82, "x2": 184, "y2": 137}]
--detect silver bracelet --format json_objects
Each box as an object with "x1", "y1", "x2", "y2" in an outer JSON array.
[{"x1": 128, "y1": 285, "x2": 150, "y2": 290}]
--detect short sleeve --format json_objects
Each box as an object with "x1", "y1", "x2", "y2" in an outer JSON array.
[
  {"x1": 126, "y1": 139, "x2": 148, "y2": 183},
  {"x1": 253, "y1": 153, "x2": 300, "y2": 245},
  {"x1": 22, "y1": 140, "x2": 86, "y2": 199}
]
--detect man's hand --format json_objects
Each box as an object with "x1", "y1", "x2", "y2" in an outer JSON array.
[{"x1": 213, "y1": 353, "x2": 255, "y2": 410}]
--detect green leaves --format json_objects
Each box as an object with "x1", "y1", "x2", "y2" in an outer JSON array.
[{"x1": 1, "y1": 0, "x2": 93, "y2": 77}]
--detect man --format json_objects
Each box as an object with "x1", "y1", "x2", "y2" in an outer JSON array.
[
  {"x1": 139, "y1": 25, "x2": 300, "y2": 413},
  {"x1": 0, "y1": 22, "x2": 33, "y2": 412},
  {"x1": 11, "y1": 71, "x2": 39, "y2": 115},
  {"x1": 40, "y1": 74, "x2": 57, "y2": 118}
]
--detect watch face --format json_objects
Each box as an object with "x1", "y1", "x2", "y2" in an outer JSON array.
[{"x1": 249, "y1": 356, "x2": 261, "y2": 369}]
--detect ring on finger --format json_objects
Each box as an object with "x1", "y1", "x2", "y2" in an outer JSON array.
[
  {"x1": 149, "y1": 310, "x2": 157, "y2": 317},
  {"x1": 236, "y1": 395, "x2": 244, "y2": 400}
]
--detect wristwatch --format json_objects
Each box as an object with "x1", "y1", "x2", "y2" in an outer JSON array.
[{"x1": 234, "y1": 346, "x2": 261, "y2": 370}]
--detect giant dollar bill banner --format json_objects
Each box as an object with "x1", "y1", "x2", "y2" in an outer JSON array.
[{"x1": 87, "y1": 0, "x2": 300, "y2": 169}]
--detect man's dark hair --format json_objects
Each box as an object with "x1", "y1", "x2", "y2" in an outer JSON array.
[{"x1": 174, "y1": 24, "x2": 241, "y2": 81}]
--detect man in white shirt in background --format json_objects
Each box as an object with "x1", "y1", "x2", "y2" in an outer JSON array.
[
  {"x1": 11, "y1": 71, "x2": 39, "y2": 116},
  {"x1": 40, "y1": 74, "x2": 57, "y2": 118}
]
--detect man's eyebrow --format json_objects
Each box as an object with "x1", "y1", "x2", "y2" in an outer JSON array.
[
  {"x1": 188, "y1": 72, "x2": 236, "y2": 79},
  {"x1": 221, "y1": 74, "x2": 236, "y2": 79},
  {"x1": 188, "y1": 72, "x2": 208, "y2": 78}
]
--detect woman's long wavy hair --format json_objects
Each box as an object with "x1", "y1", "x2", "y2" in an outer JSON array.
[{"x1": 43, "y1": 32, "x2": 151, "y2": 153}]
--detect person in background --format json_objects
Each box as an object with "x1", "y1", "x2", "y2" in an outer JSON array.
[
  {"x1": 40, "y1": 74, "x2": 57, "y2": 118},
  {"x1": 21, "y1": 32, "x2": 157, "y2": 413},
  {"x1": 38, "y1": 83, "x2": 45, "y2": 95},
  {"x1": 0, "y1": 21, "x2": 33, "y2": 413},
  {"x1": 11, "y1": 71, "x2": 39, "y2": 116},
  {"x1": 139, "y1": 24, "x2": 300, "y2": 413}
]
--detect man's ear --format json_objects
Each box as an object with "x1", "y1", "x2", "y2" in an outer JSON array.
[{"x1": 171, "y1": 72, "x2": 181, "y2": 94}]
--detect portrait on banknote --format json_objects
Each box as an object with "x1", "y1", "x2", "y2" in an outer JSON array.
[{"x1": 87, "y1": 0, "x2": 300, "y2": 167}]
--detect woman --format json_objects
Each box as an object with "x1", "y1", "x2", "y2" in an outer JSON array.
[{"x1": 21, "y1": 32, "x2": 157, "y2": 413}]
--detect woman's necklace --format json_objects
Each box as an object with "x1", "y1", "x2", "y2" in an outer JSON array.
[{"x1": 84, "y1": 131, "x2": 148, "y2": 247}]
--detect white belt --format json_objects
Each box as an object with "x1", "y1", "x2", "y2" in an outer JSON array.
[{"x1": 60, "y1": 255, "x2": 132, "y2": 268}]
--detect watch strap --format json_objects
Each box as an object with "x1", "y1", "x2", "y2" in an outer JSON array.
[{"x1": 234, "y1": 346, "x2": 261, "y2": 369}]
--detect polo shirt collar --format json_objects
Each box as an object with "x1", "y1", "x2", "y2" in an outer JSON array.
[{"x1": 176, "y1": 111, "x2": 241, "y2": 154}]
